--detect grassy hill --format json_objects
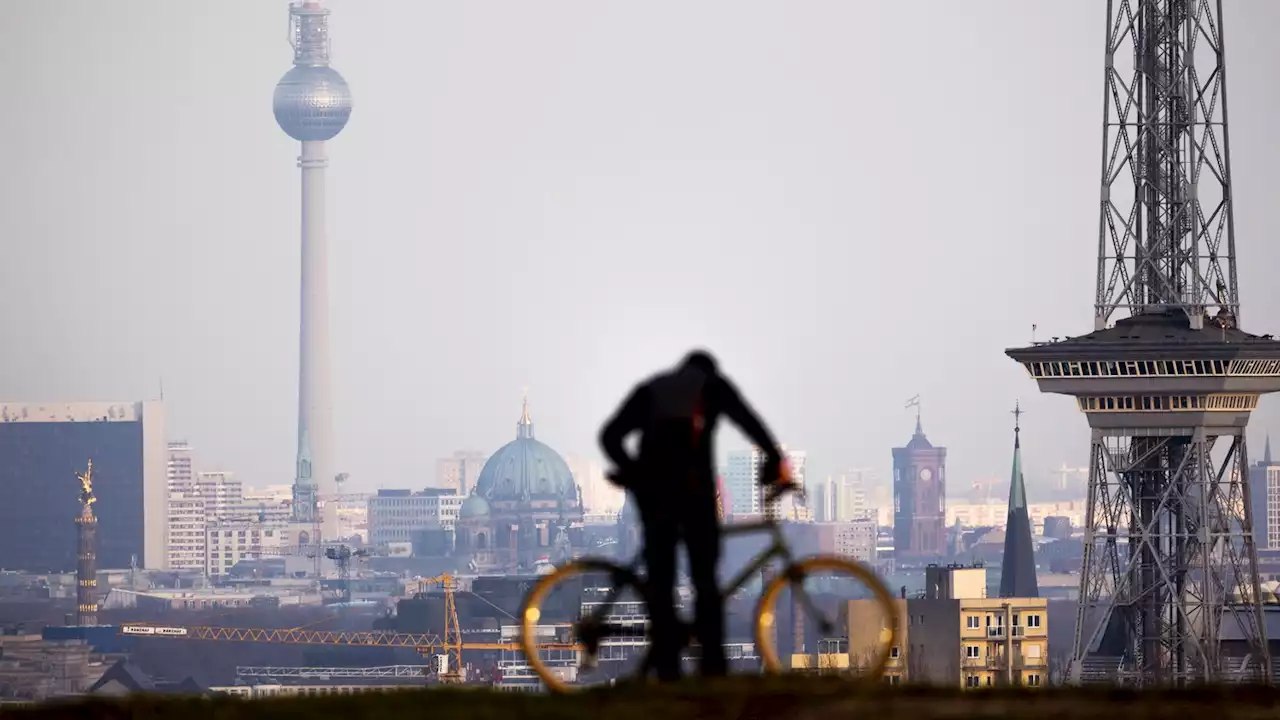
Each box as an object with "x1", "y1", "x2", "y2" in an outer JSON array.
[{"x1": 5, "y1": 677, "x2": 1280, "y2": 719}]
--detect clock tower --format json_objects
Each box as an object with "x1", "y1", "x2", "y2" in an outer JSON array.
[{"x1": 892, "y1": 411, "x2": 947, "y2": 560}]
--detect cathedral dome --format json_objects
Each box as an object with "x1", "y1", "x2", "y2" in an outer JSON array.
[{"x1": 473, "y1": 399, "x2": 578, "y2": 504}]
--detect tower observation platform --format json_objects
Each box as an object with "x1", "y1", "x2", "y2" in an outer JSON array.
[
  {"x1": 1008, "y1": 311, "x2": 1280, "y2": 685},
  {"x1": 1006, "y1": 0, "x2": 1274, "y2": 687}
]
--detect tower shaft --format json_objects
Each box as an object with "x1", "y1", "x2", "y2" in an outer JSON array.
[
  {"x1": 1094, "y1": 0, "x2": 1239, "y2": 331},
  {"x1": 76, "y1": 512, "x2": 97, "y2": 626},
  {"x1": 75, "y1": 462, "x2": 98, "y2": 626},
  {"x1": 294, "y1": 139, "x2": 337, "y2": 539},
  {"x1": 278, "y1": 0, "x2": 351, "y2": 544}
]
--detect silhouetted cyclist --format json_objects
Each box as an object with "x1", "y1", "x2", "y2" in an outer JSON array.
[{"x1": 600, "y1": 349, "x2": 791, "y2": 682}]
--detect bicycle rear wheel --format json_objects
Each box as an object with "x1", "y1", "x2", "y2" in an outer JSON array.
[
  {"x1": 518, "y1": 558, "x2": 644, "y2": 693},
  {"x1": 754, "y1": 555, "x2": 900, "y2": 681}
]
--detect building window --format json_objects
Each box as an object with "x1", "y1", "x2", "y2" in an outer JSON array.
[
  {"x1": 965, "y1": 675, "x2": 980, "y2": 688},
  {"x1": 966, "y1": 615, "x2": 980, "y2": 629},
  {"x1": 890, "y1": 646, "x2": 900, "y2": 658},
  {"x1": 966, "y1": 645, "x2": 980, "y2": 658},
  {"x1": 1026, "y1": 615, "x2": 1041, "y2": 628},
  {"x1": 1027, "y1": 673, "x2": 1041, "y2": 687}
]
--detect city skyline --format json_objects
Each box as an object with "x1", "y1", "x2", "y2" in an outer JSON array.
[{"x1": 5, "y1": 2, "x2": 1280, "y2": 509}]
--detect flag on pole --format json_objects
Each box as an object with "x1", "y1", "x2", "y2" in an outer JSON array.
[{"x1": 905, "y1": 395, "x2": 920, "y2": 409}]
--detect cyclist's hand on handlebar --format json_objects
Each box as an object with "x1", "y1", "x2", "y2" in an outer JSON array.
[{"x1": 763, "y1": 479, "x2": 799, "y2": 504}]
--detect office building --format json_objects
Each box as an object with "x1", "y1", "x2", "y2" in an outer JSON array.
[
  {"x1": 205, "y1": 520, "x2": 297, "y2": 578},
  {"x1": 435, "y1": 451, "x2": 487, "y2": 495},
  {"x1": 566, "y1": 454, "x2": 624, "y2": 514},
  {"x1": 814, "y1": 469, "x2": 874, "y2": 523},
  {"x1": 724, "y1": 445, "x2": 808, "y2": 518},
  {"x1": 166, "y1": 441, "x2": 194, "y2": 490},
  {"x1": 0, "y1": 401, "x2": 167, "y2": 571},
  {"x1": 367, "y1": 488, "x2": 463, "y2": 549},
  {"x1": 1249, "y1": 437, "x2": 1280, "y2": 550}
]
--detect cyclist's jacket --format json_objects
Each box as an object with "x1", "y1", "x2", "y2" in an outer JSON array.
[{"x1": 599, "y1": 363, "x2": 781, "y2": 497}]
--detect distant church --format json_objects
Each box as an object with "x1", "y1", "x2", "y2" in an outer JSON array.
[{"x1": 455, "y1": 400, "x2": 586, "y2": 574}]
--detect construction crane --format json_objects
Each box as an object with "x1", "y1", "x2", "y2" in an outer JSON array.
[
  {"x1": 325, "y1": 544, "x2": 370, "y2": 604},
  {"x1": 419, "y1": 573, "x2": 463, "y2": 683},
  {"x1": 117, "y1": 572, "x2": 580, "y2": 683}
]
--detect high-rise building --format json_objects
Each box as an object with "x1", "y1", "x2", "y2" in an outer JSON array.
[
  {"x1": 275, "y1": 0, "x2": 354, "y2": 541},
  {"x1": 194, "y1": 472, "x2": 244, "y2": 520},
  {"x1": 1249, "y1": 437, "x2": 1280, "y2": 550},
  {"x1": 724, "y1": 445, "x2": 807, "y2": 518},
  {"x1": 0, "y1": 401, "x2": 167, "y2": 570},
  {"x1": 891, "y1": 411, "x2": 947, "y2": 559},
  {"x1": 165, "y1": 492, "x2": 207, "y2": 572},
  {"x1": 435, "y1": 451, "x2": 487, "y2": 495},
  {"x1": 814, "y1": 469, "x2": 874, "y2": 523},
  {"x1": 565, "y1": 454, "x2": 624, "y2": 514},
  {"x1": 166, "y1": 441, "x2": 194, "y2": 491}
]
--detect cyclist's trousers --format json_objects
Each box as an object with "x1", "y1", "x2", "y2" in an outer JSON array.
[{"x1": 634, "y1": 486, "x2": 725, "y2": 681}]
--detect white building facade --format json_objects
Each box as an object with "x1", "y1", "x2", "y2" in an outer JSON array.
[
  {"x1": 366, "y1": 489, "x2": 463, "y2": 548},
  {"x1": 435, "y1": 451, "x2": 487, "y2": 495},
  {"x1": 724, "y1": 445, "x2": 808, "y2": 519}
]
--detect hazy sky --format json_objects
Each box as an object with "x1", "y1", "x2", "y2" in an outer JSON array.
[{"x1": 4, "y1": 1, "x2": 1280, "y2": 496}]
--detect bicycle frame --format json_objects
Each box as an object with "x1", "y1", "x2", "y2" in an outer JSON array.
[
  {"x1": 718, "y1": 520, "x2": 795, "y2": 600},
  {"x1": 613, "y1": 517, "x2": 796, "y2": 600}
]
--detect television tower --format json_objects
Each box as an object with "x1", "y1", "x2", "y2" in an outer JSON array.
[
  {"x1": 1008, "y1": 0, "x2": 1277, "y2": 685},
  {"x1": 273, "y1": 0, "x2": 353, "y2": 541}
]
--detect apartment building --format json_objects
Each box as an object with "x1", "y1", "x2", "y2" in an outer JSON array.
[
  {"x1": 204, "y1": 521, "x2": 297, "y2": 578},
  {"x1": 847, "y1": 564, "x2": 1048, "y2": 688}
]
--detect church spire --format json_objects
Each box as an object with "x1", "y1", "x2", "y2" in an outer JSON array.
[
  {"x1": 1009, "y1": 401, "x2": 1026, "y2": 509},
  {"x1": 999, "y1": 400, "x2": 1038, "y2": 598},
  {"x1": 516, "y1": 391, "x2": 534, "y2": 440}
]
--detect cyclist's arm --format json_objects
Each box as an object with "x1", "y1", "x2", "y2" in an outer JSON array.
[
  {"x1": 599, "y1": 384, "x2": 649, "y2": 471},
  {"x1": 715, "y1": 376, "x2": 784, "y2": 479}
]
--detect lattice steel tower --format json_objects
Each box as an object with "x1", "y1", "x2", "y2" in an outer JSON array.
[{"x1": 1008, "y1": 0, "x2": 1277, "y2": 686}]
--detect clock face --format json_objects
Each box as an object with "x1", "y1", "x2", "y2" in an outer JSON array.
[{"x1": 919, "y1": 467, "x2": 933, "y2": 482}]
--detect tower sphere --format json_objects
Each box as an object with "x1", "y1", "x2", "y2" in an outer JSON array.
[{"x1": 273, "y1": 65, "x2": 353, "y2": 142}]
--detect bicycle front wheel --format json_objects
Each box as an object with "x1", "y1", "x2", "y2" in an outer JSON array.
[
  {"x1": 754, "y1": 555, "x2": 900, "y2": 681},
  {"x1": 518, "y1": 558, "x2": 643, "y2": 693}
]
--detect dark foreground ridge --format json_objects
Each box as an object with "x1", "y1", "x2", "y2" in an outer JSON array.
[{"x1": 6, "y1": 677, "x2": 1280, "y2": 720}]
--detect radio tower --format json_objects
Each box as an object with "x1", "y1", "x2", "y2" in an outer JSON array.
[
  {"x1": 1008, "y1": 0, "x2": 1277, "y2": 686},
  {"x1": 75, "y1": 461, "x2": 98, "y2": 627},
  {"x1": 273, "y1": 0, "x2": 353, "y2": 542}
]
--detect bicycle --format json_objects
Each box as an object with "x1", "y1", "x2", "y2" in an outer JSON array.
[{"x1": 517, "y1": 485, "x2": 901, "y2": 693}]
